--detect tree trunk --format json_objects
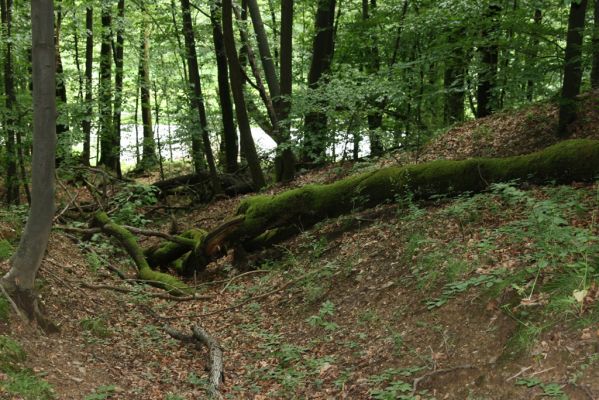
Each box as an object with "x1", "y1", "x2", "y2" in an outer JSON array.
[
  {"x1": 222, "y1": 0, "x2": 266, "y2": 189},
  {"x1": 98, "y1": 2, "x2": 119, "y2": 172},
  {"x1": 276, "y1": 0, "x2": 295, "y2": 182},
  {"x1": 1, "y1": 0, "x2": 19, "y2": 205},
  {"x1": 55, "y1": 0, "x2": 71, "y2": 166},
  {"x1": 363, "y1": 0, "x2": 384, "y2": 157},
  {"x1": 558, "y1": 0, "x2": 588, "y2": 137},
  {"x1": 444, "y1": 29, "x2": 466, "y2": 124},
  {"x1": 139, "y1": 26, "x2": 158, "y2": 170},
  {"x1": 111, "y1": 0, "x2": 125, "y2": 178},
  {"x1": 302, "y1": 0, "x2": 336, "y2": 162},
  {"x1": 476, "y1": 2, "x2": 501, "y2": 118},
  {"x1": 81, "y1": 6, "x2": 93, "y2": 166},
  {"x1": 180, "y1": 0, "x2": 222, "y2": 194},
  {"x1": 1, "y1": 0, "x2": 57, "y2": 323},
  {"x1": 210, "y1": 3, "x2": 238, "y2": 174},
  {"x1": 526, "y1": 8, "x2": 542, "y2": 101},
  {"x1": 591, "y1": 0, "x2": 599, "y2": 88}
]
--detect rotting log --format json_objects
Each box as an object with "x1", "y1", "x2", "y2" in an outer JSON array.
[
  {"x1": 93, "y1": 212, "x2": 192, "y2": 295},
  {"x1": 152, "y1": 172, "x2": 254, "y2": 198},
  {"x1": 232, "y1": 139, "x2": 599, "y2": 242},
  {"x1": 144, "y1": 228, "x2": 207, "y2": 269}
]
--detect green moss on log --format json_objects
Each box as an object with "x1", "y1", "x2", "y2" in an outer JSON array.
[
  {"x1": 94, "y1": 212, "x2": 192, "y2": 295},
  {"x1": 144, "y1": 229, "x2": 207, "y2": 268},
  {"x1": 235, "y1": 139, "x2": 599, "y2": 240}
]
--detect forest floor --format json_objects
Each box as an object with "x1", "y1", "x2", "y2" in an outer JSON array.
[{"x1": 1, "y1": 92, "x2": 599, "y2": 399}]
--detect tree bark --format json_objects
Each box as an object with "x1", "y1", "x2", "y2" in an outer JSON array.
[
  {"x1": 138, "y1": 25, "x2": 158, "y2": 170},
  {"x1": 1, "y1": 0, "x2": 19, "y2": 205},
  {"x1": 111, "y1": 0, "x2": 125, "y2": 178},
  {"x1": 210, "y1": 3, "x2": 238, "y2": 174},
  {"x1": 98, "y1": 1, "x2": 119, "y2": 172},
  {"x1": 363, "y1": 0, "x2": 384, "y2": 157},
  {"x1": 55, "y1": 0, "x2": 71, "y2": 165},
  {"x1": 302, "y1": 0, "x2": 336, "y2": 162},
  {"x1": 2, "y1": 0, "x2": 57, "y2": 321},
  {"x1": 591, "y1": 0, "x2": 599, "y2": 88},
  {"x1": 81, "y1": 6, "x2": 93, "y2": 166},
  {"x1": 444, "y1": 28, "x2": 466, "y2": 124},
  {"x1": 526, "y1": 8, "x2": 542, "y2": 101},
  {"x1": 180, "y1": 0, "x2": 222, "y2": 194},
  {"x1": 476, "y1": 2, "x2": 501, "y2": 118},
  {"x1": 558, "y1": 0, "x2": 588, "y2": 137},
  {"x1": 222, "y1": 0, "x2": 265, "y2": 189}
]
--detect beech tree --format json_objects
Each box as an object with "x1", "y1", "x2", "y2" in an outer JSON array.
[
  {"x1": 558, "y1": 0, "x2": 588, "y2": 136},
  {"x1": 1, "y1": 0, "x2": 56, "y2": 324}
]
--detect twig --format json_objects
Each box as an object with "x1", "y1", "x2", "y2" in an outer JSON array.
[
  {"x1": 412, "y1": 364, "x2": 476, "y2": 395},
  {"x1": 165, "y1": 325, "x2": 224, "y2": 399},
  {"x1": 506, "y1": 365, "x2": 533, "y2": 382},
  {"x1": 220, "y1": 270, "x2": 269, "y2": 294},
  {"x1": 81, "y1": 283, "x2": 212, "y2": 301},
  {"x1": 160, "y1": 271, "x2": 317, "y2": 320},
  {"x1": 528, "y1": 367, "x2": 556, "y2": 378}
]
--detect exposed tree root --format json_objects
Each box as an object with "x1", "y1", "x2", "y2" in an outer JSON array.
[
  {"x1": 165, "y1": 325, "x2": 224, "y2": 399},
  {"x1": 80, "y1": 282, "x2": 212, "y2": 301}
]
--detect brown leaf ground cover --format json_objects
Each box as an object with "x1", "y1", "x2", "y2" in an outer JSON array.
[{"x1": 1, "y1": 92, "x2": 599, "y2": 399}]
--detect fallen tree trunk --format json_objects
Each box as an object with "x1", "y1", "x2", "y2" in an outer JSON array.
[
  {"x1": 152, "y1": 172, "x2": 254, "y2": 198},
  {"x1": 232, "y1": 139, "x2": 599, "y2": 242},
  {"x1": 93, "y1": 212, "x2": 192, "y2": 295}
]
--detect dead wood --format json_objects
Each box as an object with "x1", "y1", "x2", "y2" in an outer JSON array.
[{"x1": 165, "y1": 325, "x2": 224, "y2": 399}]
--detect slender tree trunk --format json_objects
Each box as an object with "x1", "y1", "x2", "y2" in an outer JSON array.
[
  {"x1": 111, "y1": 0, "x2": 124, "y2": 178},
  {"x1": 276, "y1": 0, "x2": 295, "y2": 182},
  {"x1": 180, "y1": 0, "x2": 222, "y2": 193},
  {"x1": 444, "y1": 29, "x2": 466, "y2": 124},
  {"x1": 81, "y1": 6, "x2": 93, "y2": 166},
  {"x1": 526, "y1": 8, "x2": 542, "y2": 101},
  {"x1": 558, "y1": 0, "x2": 588, "y2": 137},
  {"x1": 210, "y1": 3, "x2": 238, "y2": 174},
  {"x1": 363, "y1": 0, "x2": 384, "y2": 157},
  {"x1": 1, "y1": 0, "x2": 57, "y2": 320},
  {"x1": 591, "y1": 0, "x2": 599, "y2": 88},
  {"x1": 1, "y1": 0, "x2": 19, "y2": 205},
  {"x1": 55, "y1": 0, "x2": 70, "y2": 165},
  {"x1": 139, "y1": 27, "x2": 158, "y2": 170},
  {"x1": 302, "y1": 0, "x2": 337, "y2": 162},
  {"x1": 98, "y1": 2, "x2": 118, "y2": 171},
  {"x1": 476, "y1": 2, "x2": 501, "y2": 118},
  {"x1": 222, "y1": 0, "x2": 265, "y2": 189}
]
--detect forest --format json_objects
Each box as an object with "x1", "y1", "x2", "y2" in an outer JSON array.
[{"x1": 0, "y1": 0, "x2": 599, "y2": 398}]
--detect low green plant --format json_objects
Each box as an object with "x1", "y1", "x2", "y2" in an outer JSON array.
[
  {"x1": 516, "y1": 377, "x2": 568, "y2": 399},
  {"x1": 80, "y1": 317, "x2": 111, "y2": 338},
  {"x1": 0, "y1": 296, "x2": 10, "y2": 321},
  {"x1": 84, "y1": 385, "x2": 116, "y2": 400},
  {"x1": 306, "y1": 300, "x2": 339, "y2": 332},
  {"x1": 1, "y1": 370, "x2": 56, "y2": 400},
  {"x1": 0, "y1": 335, "x2": 26, "y2": 370},
  {"x1": 0, "y1": 239, "x2": 14, "y2": 261}
]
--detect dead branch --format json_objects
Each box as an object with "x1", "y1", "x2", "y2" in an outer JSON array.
[
  {"x1": 165, "y1": 325, "x2": 224, "y2": 399},
  {"x1": 81, "y1": 283, "x2": 212, "y2": 301},
  {"x1": 412, "y1": 364, "x2": 476, "y2": 395}
]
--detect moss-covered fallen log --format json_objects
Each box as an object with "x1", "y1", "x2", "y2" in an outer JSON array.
[
  {"x1": 144, "y1": 228, "x2": 207, "y2": 268},
  {"x1": 93, "y1": 212, "x2": 192, "y2": 295},
  {"x1": 230, "y1": 139, "x2": 599, "y2": 243}
]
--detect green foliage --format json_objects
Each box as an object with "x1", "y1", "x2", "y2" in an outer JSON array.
[
  {"x1": 84, "y1": 385, "x2": 117, "y2": 400},
  {"x1": 306, "y1": 300, "x2": 340, "y2": 332},
  {"x1": 0, "y1": 335, "x2": 26, "y2": 371},
  {"x1": 516, "y1": 378, "x2": 568, "y2": 399},
  {"x1": 110, "y1": 184, "x2": 158, "y2": 227},
  {"x1": 1, "y1": 370, "x2": 56, "y2": 400},
  {"x1": 368, "y1": 367, "x2": 427, "y2": 400},
  {"x1": 80, "y1": 317, "x2": 111, "y2": 338},
  {"x1": 0, "y1": 239, "x2": 14, "y2": 261},
  {"x1": 0, "y1": 296, "x2": 10, "y2": 322}
]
